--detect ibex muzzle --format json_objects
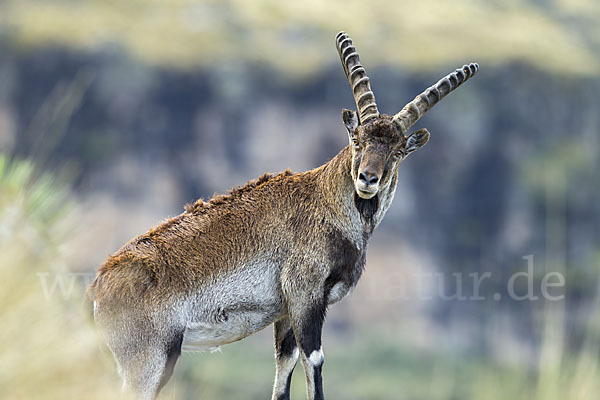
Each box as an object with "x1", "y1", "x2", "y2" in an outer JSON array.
[{"x1": 88, "y1": 31, "x2": 479, "y2": 400}]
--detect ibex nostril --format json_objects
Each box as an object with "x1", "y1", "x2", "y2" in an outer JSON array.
[{"x1": 359, "y1": 172, "x2": 379, "y2": 185}]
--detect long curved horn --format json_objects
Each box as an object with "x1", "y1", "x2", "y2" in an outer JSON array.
[
  {"x1": 392, "y1": 63, "x2": 479, "y2": 135},
  {"x1": 336, "y1": 31, "x2": 379, "y2": 125}
]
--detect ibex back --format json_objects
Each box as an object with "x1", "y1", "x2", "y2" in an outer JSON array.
[{"x1": 88, "y1": 31, "x2": 479, "y2": 400}]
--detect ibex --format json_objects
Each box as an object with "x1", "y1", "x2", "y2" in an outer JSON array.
[{"x1": 88, "y1": 31, "x2": 478, "y2": 400}]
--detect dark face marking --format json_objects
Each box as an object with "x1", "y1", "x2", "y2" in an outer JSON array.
[{"x1": 357, "y1": 143, "x2": 388, "y2": 178}]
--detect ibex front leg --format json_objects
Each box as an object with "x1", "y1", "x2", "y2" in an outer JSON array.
[
  {"x1": 288, "y1": 298, "x2": 326, "y2": 400},
  {"x1": 272, "y1": 317, "x2": 299, "y2": 400}
]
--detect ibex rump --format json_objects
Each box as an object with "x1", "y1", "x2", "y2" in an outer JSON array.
[{"x1": 88, "y1": 31, "x2": 478, "y2": 400}]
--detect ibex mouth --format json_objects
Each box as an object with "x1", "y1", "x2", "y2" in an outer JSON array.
[{"x1": 356, "y1": 188, "x2": 378, "y2": 199}]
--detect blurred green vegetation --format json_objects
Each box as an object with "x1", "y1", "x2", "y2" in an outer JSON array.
[
  {"x1": 0, "y1": 155, "x2": 124, "y2": 399},
  {"x1": 1, "y1": 0, "x2": 599, "y2": 77}
]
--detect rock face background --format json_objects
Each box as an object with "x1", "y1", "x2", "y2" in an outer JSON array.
[{"x1": 1, "y1": 1, "x2": 600, "y2": 398}]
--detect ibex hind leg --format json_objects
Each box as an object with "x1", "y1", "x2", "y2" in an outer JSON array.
[{"x1": 112, "y1": 331, "x2": 184, "y2": 400}]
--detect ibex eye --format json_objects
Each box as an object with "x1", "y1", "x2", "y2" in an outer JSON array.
[
  {"x1": 352, "y1": 139, "x2": 360, "y2": 148},
  {"x1": 395, "y1": 150, "x2": 404, "y2": 158}
]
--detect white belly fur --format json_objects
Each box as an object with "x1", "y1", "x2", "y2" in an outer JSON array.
[{"x1": 182, "y1": 260, "x2": 284, "y2": 352}]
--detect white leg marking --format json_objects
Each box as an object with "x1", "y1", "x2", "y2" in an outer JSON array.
[
  {"x1": 308, "y1": 346, "x2": 324, "y2": 366},
  {"x1": 303, "y1": 347, "x2": 324, "y2": 399}
]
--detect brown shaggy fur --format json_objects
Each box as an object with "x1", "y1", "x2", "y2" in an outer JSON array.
[{"x1": 88, "y1": 146, "x2": 356, "y2": 308}]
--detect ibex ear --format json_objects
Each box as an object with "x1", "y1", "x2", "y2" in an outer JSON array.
[
  {"x1": 342, "y1": 109, "x2": 359, "y2": 138},
  {"x1": 405, "y1": 128, "x2": 430, "y2": 157}
]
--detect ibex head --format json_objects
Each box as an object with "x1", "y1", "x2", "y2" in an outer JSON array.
[{"x1": 336, "y1": 31, "x2": 479, "y2": 199}]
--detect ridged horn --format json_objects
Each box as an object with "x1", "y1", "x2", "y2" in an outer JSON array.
[
  {"x1": 336, "y1": 31, "x2": 379, "y2": 125},
  {"x1": 392, "y1": 63, "x2": 479, "y2": 135}
]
